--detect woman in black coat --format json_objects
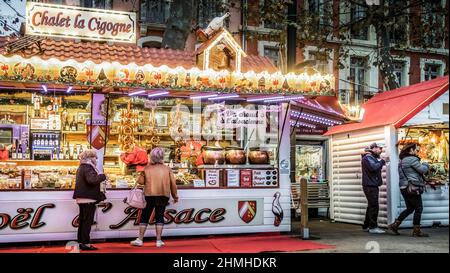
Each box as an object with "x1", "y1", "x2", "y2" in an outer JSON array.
[{"x1": 73, "y1": 149, "x2": 107, "y2": 250}]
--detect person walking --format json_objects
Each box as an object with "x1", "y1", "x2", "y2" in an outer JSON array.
[
  {"x1": 72, "y1": 150, "x2": 107, "y2": 251},
  {"x1": 361, "y1": 143, "x2": 388, "y2": 234},
  {"x1": 388, "y1": 143, "x2": 430, "y2": 237},
  {"x1": 131, "y1": 147, "x2": 178, "y2": 247}
]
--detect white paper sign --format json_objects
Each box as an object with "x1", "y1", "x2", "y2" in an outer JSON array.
[
  {"x1": 30, "y1": 119, "x2": 49, "y2": 130},
  {"x1": 205, "y1": 170, "x2": 220, "y2": 187},
  {"x1": 193, "y1": 179, "x2": 206, "y2": 188},
  {"x1": 226, "y1": 169, "x2": 240, "y2": 187}
]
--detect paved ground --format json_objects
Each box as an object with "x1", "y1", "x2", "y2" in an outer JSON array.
[{"x1": 290, "y1": 219, "x2": 449, "y2": 253}]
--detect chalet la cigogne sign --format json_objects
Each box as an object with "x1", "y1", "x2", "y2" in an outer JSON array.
[{"x1": 25, "y1": 1, "x2": 137, "y2": 43}]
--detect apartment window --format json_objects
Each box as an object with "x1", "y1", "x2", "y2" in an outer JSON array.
[
  {"x1": 349, "y1": 57, "x2": 369, "y2": 105},
  {"x1": 350, "y1": 3, "x2": 368, "y2": 40},
  {"x1": 307, "y1": 50, "x2": 330, "y2": 74},
  {"x1": 423, "y1": 0, "x2": 445, "y2": 48},
  {"x1": 141, "y1": 0, "x2": 169, "y2": 25},
  {"x1": 197, "y1": 0, "x2": 225, "y2": 29},
  {"x1": 392, "y1": 61, "x2": 406, "y2": 87},
  {"x1": 264, "y1": 46, "x2": 280, "y2": 68},
  {"x1": 306, "y1": 0, "x2": 332, "y2": 31},
  {"x1": 423, "y1": 63, "x2": 442, "y2": 81},
  {"x1": 387, "y1": 0, "x2": 408, "y2": 44},
  {"x1": 81, "y1": 0, "x2": 110, "y2": 9}
]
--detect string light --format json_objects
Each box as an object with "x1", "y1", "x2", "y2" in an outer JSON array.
[
  {"x1": 289, "y1": 120, "x2": 316, "y2": 129},
  {"x1": 290, "y1": 110, "x2": 342, "y2": 126}
]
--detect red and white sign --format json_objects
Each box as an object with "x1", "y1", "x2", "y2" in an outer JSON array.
[
  {"x1": 0, "y1": 196, "x2": 264, "y2": 242},
  {"x1": 238, "y1": 201, "x2": 257, "y2": 223},
  {"x1": 240, "y1": 170, "x2": 252, "y2": 188},
  {"x1": 25, "y1": 2, "x2": 137, "y2": 43}
]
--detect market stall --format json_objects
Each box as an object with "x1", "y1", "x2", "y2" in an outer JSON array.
[
  {"x1": 0, "y1": 4, "x2": 336, "y2": 243},
  {"x1": 325, "y1": 76, "x2": 449, "y2": 227},
  {"x1": 288, "y1": 97, "x2": 348, "y2": 218}
]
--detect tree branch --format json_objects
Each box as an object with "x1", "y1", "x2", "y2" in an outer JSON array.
[{"x1": 1, "y1": 0, "x2": 25, "y2": 19}]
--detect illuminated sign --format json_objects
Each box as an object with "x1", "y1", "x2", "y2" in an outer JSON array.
[{"x1": 25, "y1": 2, "x2": 137, "y2": 43}]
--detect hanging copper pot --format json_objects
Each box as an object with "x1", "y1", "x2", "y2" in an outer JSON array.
[
  {"x1": 202, "y1": 146, "x2": 225, "y2": 165},
  {"x1": 225, "y1": 147, "x2": 246, "y2": 165},
  {"x1": 248, "y1": 148, "x2": 269, "y2": 164}
]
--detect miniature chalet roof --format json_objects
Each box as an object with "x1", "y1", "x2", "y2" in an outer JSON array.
[
  {"x1": 325, "y1": 76, "x2": 449, "y2": 136},
  {"x1": 195, "y1": 28, "x2": 246, "y2": 57},
  {"x1": 0, "y1": 36, "x2": 275, "y2": 73}
]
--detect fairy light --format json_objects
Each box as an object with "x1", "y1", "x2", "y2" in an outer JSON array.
[
  {"x1": 289, "y1": 120, "x2": 316, "y2": 129},
  {"x1": 290, "y1": 110, "x2": 342, "y2": 126}
]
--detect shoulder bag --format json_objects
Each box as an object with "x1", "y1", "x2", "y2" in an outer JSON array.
[{"x1": 123, "y1": 173, "x2": 147, "y2": 209}]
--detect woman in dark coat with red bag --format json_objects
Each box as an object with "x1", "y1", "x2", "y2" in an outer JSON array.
[{"x1": 73, "y1": 149, "x2": 107, "y2": 250}]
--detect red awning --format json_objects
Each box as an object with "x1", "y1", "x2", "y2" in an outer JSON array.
[{"x1": 325, "y1": 76, "x2": 449, "y2": 136}]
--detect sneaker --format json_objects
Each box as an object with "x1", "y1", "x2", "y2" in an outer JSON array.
[
  {"x1": 130, "y1": 238, "x2": 143, "y2": 247},
  {"x1": 369, "y1": 227, "x2": 386, "y2": 234},
  {"x1": 156, "y1": 240, "x2": 165, "y2": 247}
]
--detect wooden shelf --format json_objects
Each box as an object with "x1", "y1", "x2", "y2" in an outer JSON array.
[{"x1": 61, "y1": 131, "x2": 87, "y2": 135}]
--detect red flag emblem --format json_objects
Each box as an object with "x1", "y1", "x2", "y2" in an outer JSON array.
[
  {"x1": 238, "y1": 201, "x2": 257, "y2": 224},
  {"x1": 86, "y1": 124, "x2": 108, "y2": 150}
]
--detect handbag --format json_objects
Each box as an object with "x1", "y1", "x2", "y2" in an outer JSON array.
[
  {"x1": 124, "y1": 184, "x2": 147, "y2": 209},
  {"x1": 400, "y1": 160, "x2": 425, "y2": 195}
]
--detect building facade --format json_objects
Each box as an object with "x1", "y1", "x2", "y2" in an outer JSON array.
[{"x1": 1, "y1": 0, "x2": 448, "y2": 110}]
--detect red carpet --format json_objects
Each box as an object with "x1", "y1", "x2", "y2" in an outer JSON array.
[{"x1": 0, "y1": 234, "x2": 334, "y2": 253}]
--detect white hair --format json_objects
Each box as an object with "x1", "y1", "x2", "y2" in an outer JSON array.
[{"x1": 150, "y1": 147, "x2": 165, "y2": 164}]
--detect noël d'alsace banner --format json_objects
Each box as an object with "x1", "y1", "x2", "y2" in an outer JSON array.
[{"x1": 25, "y1": 1, "x2": 137, "y2": 43}]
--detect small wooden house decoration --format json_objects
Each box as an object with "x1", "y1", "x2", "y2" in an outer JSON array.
[{"x1": 195, "y1": 29, "x2": 247, "y2": 73}]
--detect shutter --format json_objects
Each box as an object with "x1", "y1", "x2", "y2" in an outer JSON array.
[{"x1": 330, "y1": 127, "x2": 388, "y2": 227}]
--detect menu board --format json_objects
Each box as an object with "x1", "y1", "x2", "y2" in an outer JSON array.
[
  {"x1": 252, "y1": 169, "x2": 278, "y2": 187},
  {"x1": 205, "y1": 170, "x2": 220, "y2": 188},
  {"x1": 226, "y1": 169, "x2": 240, "y2": 187}
]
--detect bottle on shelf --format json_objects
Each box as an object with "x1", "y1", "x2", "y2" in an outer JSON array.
[
  {"x1": 10, "y1": 145, "x2": 16, "y2": 159},
  {"x1": 65, "y1": 144, "x2": 70, "y2": 160},
  {"x1": 73, "y1": 146, "x2": 78, "y2": 160},
  {"x1": 79, "y1": 145, "x2": 84, "y2": 155},
  {"x1": 17, "y1": 144, "x2": 23, "y2": 160},
  {"x1": 44, "y1": 135, "x2": 49, "y2": 146},
  {"x1": 52, "y1": 147, "x2": 57, "y2": 160},
  {"x1": 70, "y1": 116, "x2": 77, "y2": 131},
  {"x1": 59, "y1": 147, "x2": 64, "y2": 160},
  {"x1": 11, "y1": 140, "x2": 17, "y2": 159},
  {"x1": 49, "y1": 135, "x2": 53, "y2": 146},
  {"x1": 35, "y1": 135, "x2": 40, "y2": 146},
  {"x1": 64, "y1": 116, "x2": 70, "y2": 131},
  {"x1": 25, "y1": 144, "x2": 30, "y2": 160}
]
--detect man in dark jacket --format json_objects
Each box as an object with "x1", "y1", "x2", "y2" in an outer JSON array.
[{"x1": 361, "y1": 143, "x2": 388, "y2": 234}]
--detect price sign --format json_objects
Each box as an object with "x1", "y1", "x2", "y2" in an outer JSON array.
[{"x1": 205, "y1": 170, "x2": 220, "y2": 188}]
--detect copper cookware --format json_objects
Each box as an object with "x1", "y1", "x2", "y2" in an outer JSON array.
[
  {"x1": 202, "y1": 146, "x2": 225, "y2": 165},
  {"x1": 248, "y1": 148, "x2": 269, "y2": 164},
  {"x1": 225, "y1": 147, "x2": 246, "y2": 164}
]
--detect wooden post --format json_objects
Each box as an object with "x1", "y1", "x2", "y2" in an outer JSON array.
[{"x1": 300, "y1": 177, "x2": 309, "y2": 239}]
